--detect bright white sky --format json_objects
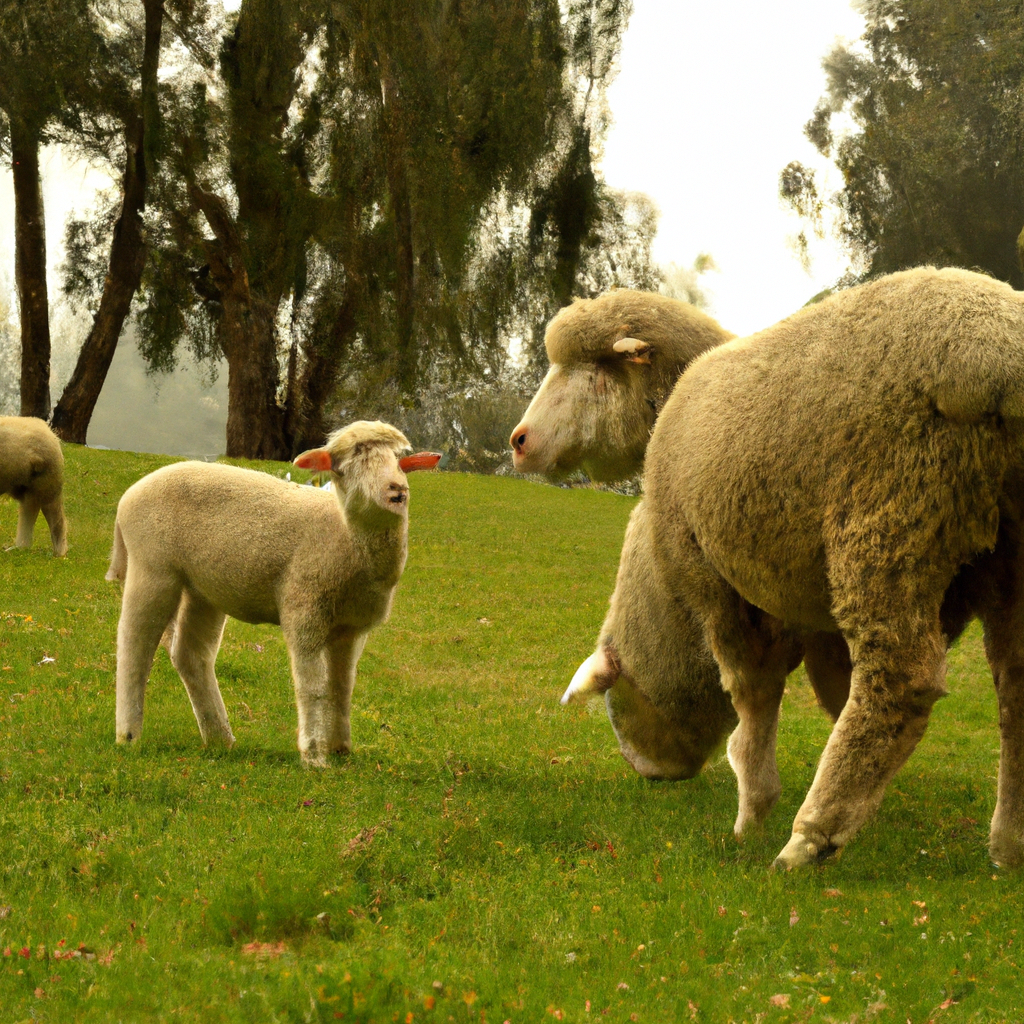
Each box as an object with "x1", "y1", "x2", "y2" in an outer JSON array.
[
  {"x1": 0, "y1": 0, "x2": 866, "y2": 358},
  {"x1": 601, "y1": 0, "x2": 864, "y2": 335}
]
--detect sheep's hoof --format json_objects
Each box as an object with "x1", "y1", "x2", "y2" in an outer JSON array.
[
  {"x1": 203, "y1": 732, "x2": 235, "y2": 751},
  {"x1": 989, "y1": 833, "x2": 1024, "y2": 870},
  {"x1": 772, "y1": 832, "x2": 837, "y2": 871}
]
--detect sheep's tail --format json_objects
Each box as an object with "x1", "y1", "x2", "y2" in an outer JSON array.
[{"x1": 106, "y1": 519, "x2": 127, "y2": 582}]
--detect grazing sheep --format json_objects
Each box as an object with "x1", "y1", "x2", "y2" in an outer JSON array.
[
  {"x1": 106, "y1": 421, "x2": 440, "y2": 764},
  {"x1": 568, "y1": 266, "x2": 1024, "y2": 870},
  {"x1": 509, "y1": 290, "x2": 733, "y2": 482},
  {"x1": 0, "y1": 415, "x2": 67, "y2": 557}
]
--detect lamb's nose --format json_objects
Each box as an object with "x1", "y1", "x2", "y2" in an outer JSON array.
[{"x1": 510, "y1": 424, "x2": 528, "y2": 454}]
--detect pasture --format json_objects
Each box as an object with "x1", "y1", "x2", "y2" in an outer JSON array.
[{"x1": 0, "y1": 445, "x2": 1021, "y2": 1023}]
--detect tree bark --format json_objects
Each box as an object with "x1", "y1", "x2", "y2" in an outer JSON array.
[
  {"x1": 51, "y1": 0, "x2": 165, "y2": 443},
  {"x1": 11, "y1": 118, "x2": 51, "y2": 418}
]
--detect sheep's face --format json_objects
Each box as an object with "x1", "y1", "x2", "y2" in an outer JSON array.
[
  {"x1": 294, "y1": 421, "x2": 440, "y2": 531},
  {"x1": 509, "y1": 348, "x2": 657, "y2": 483}
]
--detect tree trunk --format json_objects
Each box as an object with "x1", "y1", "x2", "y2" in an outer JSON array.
[
  {"x1": 50, "y1": 0, "x2": 164, "y2": 443},
  {"x1": 188, "y1": 182, "x2": 287, "y2": 459},
  {"x1": 11, "y1": 118, "x2": 51, "y2": 418}
]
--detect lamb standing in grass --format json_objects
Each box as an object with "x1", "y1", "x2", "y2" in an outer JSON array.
[
  {"x1": 0, "y1": 415, "x2": 67, "y2": 557},
  {"x1": 106, "y1": 421, "x2": 440, "y2": 764}
]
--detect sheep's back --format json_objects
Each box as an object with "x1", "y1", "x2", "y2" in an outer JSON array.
[
  {"x1": 0, "y1": 416, "x2": 64, "y2": 498},
  {"x1": 646, "y1": 266, "x2": 1024, "y2": 629}
]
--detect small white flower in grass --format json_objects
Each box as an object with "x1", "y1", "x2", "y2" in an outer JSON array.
[
  {"x1": 38, "y1": 656, "x2": 55, "y2": 665},
  {"x1": 565, "y1": 951, "x2": 576, "y2": 963}
]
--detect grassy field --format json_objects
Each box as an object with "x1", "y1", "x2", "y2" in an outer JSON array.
[{"x1": 0, "y1": 444, "x2": 1021, "y2": 1023}]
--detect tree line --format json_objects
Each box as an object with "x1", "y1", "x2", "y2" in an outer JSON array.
[{"x1": 1, "y1": 0, "x2": 658, "y2": 459}]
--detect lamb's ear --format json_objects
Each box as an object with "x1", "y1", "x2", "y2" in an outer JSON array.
[
  {"x1": 293, "y1": 448, "x2": 334, "y2": 472},
  {"x1": 399, "y1": 451, "x2": 443, "y2": 472},
  {"x1": 612, "y1": 337, "x2": 652, "y2": 365},
  {"x1": 560, "y1": 647, "x2": 620, "y2": 705}
]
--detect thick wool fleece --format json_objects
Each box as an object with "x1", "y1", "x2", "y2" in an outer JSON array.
[
  {"x1": 0, "y1": 415, "x2": 67, "y2": 556},
  {"x1": 108, "y1": 421, "x2": 416, "y2": 764},
  {"x1": 632, "y1": 266, "x2": 1024, "y2": 868}
]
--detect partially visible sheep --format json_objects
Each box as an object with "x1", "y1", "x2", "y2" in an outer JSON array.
[
  {"x1": 509, "y1": 290, "x2": 733, "y2": 482},
  {"x1": 568, "y1": 266, "x2": 1024, "y2": 870},
  {"x1": 0, "y1": 415, "x2": 67, "y2": 557},
  {"x1": 106, "y1": 421, "x2": 440, "y2": 764}
]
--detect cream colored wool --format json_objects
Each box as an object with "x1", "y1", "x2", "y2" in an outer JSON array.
[
  {"x1": 107, "y1": 420, "x2": 417, "y2": 765},
  {"x1": 570, "y1": 266, "x2": 1024, "y2": 870},
  {"x1": 510, "y1": 290, "x2": 733, "y2": 482},
  {"x1": 0, "y1": 415, "x2": 67, "y2": 556}
]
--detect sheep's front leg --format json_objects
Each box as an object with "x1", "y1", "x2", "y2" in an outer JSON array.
[
  {"x1": 325, "y1": 631, "x2": 368, "y2": 757},
  {"x1": 168, "y1": 590, "x2": 233, "y2": 749},
  {"x1": 115, "y1": 568, "x2": 183, "y2": 744},
  {"x1": 15, "y1": 495, "x2": 41, "y2": 549},
  {"x1": 774, "y1": 624, "x2": 946, "y2": 870},
  {"x1": 41, "y1": 495, "x2": 67, "y2": 557}
]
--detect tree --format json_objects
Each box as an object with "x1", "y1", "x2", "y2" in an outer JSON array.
[
  {"x1": 129, "y1": 0, "x2": 651, "y2": 459},
  {"x1": 50, "y1": 0, "x2": 170, "y2": 443},
  {"x1": 780, "y1": 0, "x2": 1024, "y2": 287},
  {"x1": 0, "y1": 0, "x2": 95, "y2": 417}
]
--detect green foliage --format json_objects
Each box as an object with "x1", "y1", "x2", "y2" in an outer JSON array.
[
  {"x1": 1, "y1": 446, "x2": 1023, "y2": 1021},
  {"x1": 781, "y1": 0, "x2": 1024, "y2": 286}
]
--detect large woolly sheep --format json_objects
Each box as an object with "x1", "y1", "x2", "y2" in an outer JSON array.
[
  {"x1": 567, "y1": 267, "x2": 1024, "y2": 870},
  {"x1": 106, "y1": 421, "x2": 440, "y2": 764},
  {"x1": 0, "y1": 415, "x2": 67, "y2": 557},
  {"x1": 509, "y1": 290, "x2": 733, "y2": 482}
]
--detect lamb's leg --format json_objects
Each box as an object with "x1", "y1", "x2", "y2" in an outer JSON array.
[
  {"x1": 325, "y1": 631, "x2": 368, "y2": 757},
  {"x1": 41, "y1": 495, "x2": 67, "y2": 557},
  {"x1": 286, "y1": 641, "x2": 333, "y2": 766},
  {"x1": 15, "y1": 495, "x2": 41, "y2": 549},
  {"x1": 115, "y1": 568, "x2": 183, "y2": 744},
  {"x1": 802, "y1": 631, "x2": 852, "y2": 722},
  {"x1": 168, "y1": 589, "x2": 233, "y2": 749},
  {"x1": 774, "y1": 623, "x2": 947, "y2": 869}
]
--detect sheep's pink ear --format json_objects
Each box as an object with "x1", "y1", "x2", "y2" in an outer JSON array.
[
  {"x1": 560, "y1": 647, "x2": 620, "y2": 705},
  {"x1": 612, "y1": 337, "x2": 652, "y2": 365},
  {"x1": 293, "y1": 448, "x2": 333, "y2": 471},
  {"x1": 399, "y1": 451, "x2": 442, "y2": 472}
]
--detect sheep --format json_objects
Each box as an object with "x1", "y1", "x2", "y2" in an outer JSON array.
[
  {"x1": 0, "y1": 415, "x2": 67, "y2": 557},
  {"x1": 509, "y1": 290, "x2": 733, "y2": 482},
  {"x1": 105, "y1": 421, "x2": 440, "y2": 764},
  {"x1": 566, "y1": 266, "x2": 1024, "y2": 870}
]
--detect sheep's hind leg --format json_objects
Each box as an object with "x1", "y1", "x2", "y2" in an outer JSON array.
[
  {"x1": 41, "y1": 496, "x2": 67, "y2": 557},
  {"x1": 979, "y1": 585, "x2": 1024, "y2": 869},
  {"x1": 325, "y1": 631, "x2": 368, "y2": 757},
  {"x1": 168, "y1": 590, "x2": 233, "y2": 749},
  {"x1": 116, "y1": 568, "x2": 183, "y2": 744},
  {"x1": 774, "y1": 621, "x2": 947, "y2": 870},
  {"x1": 15, "y1": 495, "x2": 41, "y2": 549}
]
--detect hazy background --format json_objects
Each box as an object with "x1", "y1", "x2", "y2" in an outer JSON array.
[{"x1": 0, "y1": 0, "x2": 862, "y2": 455}]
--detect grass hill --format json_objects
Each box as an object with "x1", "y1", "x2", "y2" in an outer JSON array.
[{"x1": 0, "y1": 445, "x2": 1021, "y2": 1021}]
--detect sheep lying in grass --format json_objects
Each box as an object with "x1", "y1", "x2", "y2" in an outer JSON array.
[
  {"x1": 0, "y1": 415, "x2": 67, "y2": 557},
  {"x1": 509, "y1": 290, "x2": 733, "y2": 482},
  {"x1": 567, "y1": 267, "x2": 1024, "y2": 870},
  {"x1": 106, "y1": 421, "x2": 440, "y2": 764}
]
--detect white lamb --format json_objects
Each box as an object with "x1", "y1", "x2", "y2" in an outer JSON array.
[
  {"x1": 105, "y1": 421, "x2": 440, "y2": 764},
  {"x1": 0, "y1": 415, "x2": 67, "y2": 556}
]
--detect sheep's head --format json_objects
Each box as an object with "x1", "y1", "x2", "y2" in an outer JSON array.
[
  {"x1": 509, "y1": 340, "x2": 658, "y2": 483},
  {"x1": 559, "y1": 502, "x2": 736, "y2": 778},
  {"x1": 509, "y1": 291, "x2": 732, "y2": 484},
  {"x1": 294, "y1": 421, "x2": 440, "y2": 529}
]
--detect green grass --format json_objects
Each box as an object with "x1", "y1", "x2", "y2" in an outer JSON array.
[{"x1": 0, "y1": 445, "x2": 1021, "y2": 1023}]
